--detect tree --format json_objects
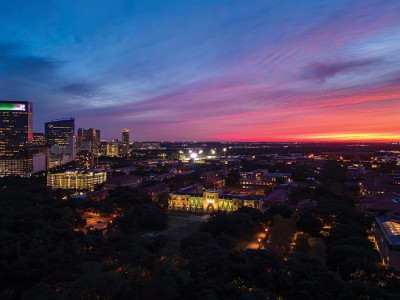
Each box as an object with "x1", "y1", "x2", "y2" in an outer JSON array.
[{"x1": 158, "y1": 192, "x2": 170, "y2": 210}]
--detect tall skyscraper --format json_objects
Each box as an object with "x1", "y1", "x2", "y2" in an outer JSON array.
[
  {"x1": 122, "y1": 129, "x2": 130, "y2": 145},
  {"x1": 0, "y1": 101, "x2": 34, "y2": 177},
  {"x1": 77, "y1": 128, "x2": 101, "y2": 154},
  {"x1": 45, "y1": 117, "x2": 75, "y2": 147},
  {"x1": 0, "y1": 101, "x2": 33, "y2": 158}
]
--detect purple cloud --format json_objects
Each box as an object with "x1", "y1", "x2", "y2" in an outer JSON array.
[{"x1": 305, "y1": 58, "x2": 384, "y2": 83}]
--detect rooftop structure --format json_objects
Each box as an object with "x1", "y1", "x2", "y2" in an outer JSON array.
[{"x1": 373, "y1": 217, "x2": 400, "y2": 270}]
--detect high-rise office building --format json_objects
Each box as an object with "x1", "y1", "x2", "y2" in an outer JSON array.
[
  {"x1": 0, "y1": 101, "x2": 33, "y2": 158},
  {"x1": 45, "y1": 117, "x2": 75, "y2": 147},
  {"x1": 77, "y1": 128, "x2": 101, "y2": 154},
  {"x1": 32, "y1": 133, "x2": 46, "y2": 146},
  {"x1": 122, "y1": 129, "x2": 130, "y2": 145},
  {"x1": 0, "y1": 101, "x2": 34, "y2": 177}
]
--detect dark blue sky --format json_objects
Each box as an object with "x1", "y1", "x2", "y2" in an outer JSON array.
[{"x1": 1, "y1": 0, "x2": 400, "y2": 141}]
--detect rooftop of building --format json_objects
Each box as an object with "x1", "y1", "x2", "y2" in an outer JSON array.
[
  {"x1": 267, "y1": 172, "x2": 291, "y2": 177},
  {"x1": 45, "y1": 117, "x2": 75, "y2": 123},
  {"x1": 362, "y1": 192, "x2": 400, "y2": 215},
  {"x1": 220, "y1": 194, "x2": 262, "y2": 201},
  {"x1": 266, "y1": 189, "x2": 290, "y2": 202},
  {"x1": 106, "y1": 174, "x2": 143, "y2": 185},
  {"x1": 170, "y1": 191, "x2": 203, "y2": 197},
  {"x1": 142, "y1": 183, "x2": 170, "y2": 193},
  {"x1": 375, "y1": 217, "x2": 400, "y2": 249},
  {"x1": 51, "y1": 169, "x2": 106, "y2": 175}
]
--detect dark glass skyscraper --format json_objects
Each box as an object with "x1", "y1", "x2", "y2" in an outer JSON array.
[
  {"x1": 0, "y1": 101, "x2": 33, "y2": 158},
  {"x1": 0, "y1": 101, "x2": 34, "y2": 177},
  {"x1": 45, "y1": 117, "x2": 75, "y2": 147},
  {"x1": 122, "y1": 128, "x2": 130, "y2": 145}
]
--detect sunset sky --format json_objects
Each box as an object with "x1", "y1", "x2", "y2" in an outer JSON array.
[{"x1": 1, "y1": 0, "x2": 400, "y2": 141}]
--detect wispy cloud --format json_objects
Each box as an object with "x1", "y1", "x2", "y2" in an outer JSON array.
[
  {"x1": 304, "y1": 58, "x2": 384, "y2": 83},
  {"x1": 59, "y1": 82, "x2": 100, "y2": 98},
  {"x1": 0, "y1": 42, "x2": 61, "y2": 75}
]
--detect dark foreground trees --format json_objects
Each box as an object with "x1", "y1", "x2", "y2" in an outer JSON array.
[{"x1": 1, "y1": 172, "x2": 400, "y2": 299}]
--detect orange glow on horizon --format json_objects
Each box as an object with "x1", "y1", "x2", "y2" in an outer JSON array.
[
  {"x1": 301, "y1": 133, "x2": 400, "y2": 142},
  {"x1": 215, "y1": 132, "x2": 400, "y2": 143}
]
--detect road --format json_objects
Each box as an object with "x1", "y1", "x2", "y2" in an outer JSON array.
[
  {"x1": 75, "y1": 212, "x2": 111, "y2": 233},
  {"x1": 246, "y1": 232, "x2": 267, "y2": 250}
]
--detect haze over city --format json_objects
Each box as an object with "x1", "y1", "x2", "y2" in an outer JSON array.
[{"x1": 1, "y1": 0, "x2": 400, "y2": 141}]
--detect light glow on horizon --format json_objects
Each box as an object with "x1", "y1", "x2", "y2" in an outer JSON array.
[{"x1": 300, "y1": 133, "x2": 400, "y2": 142}]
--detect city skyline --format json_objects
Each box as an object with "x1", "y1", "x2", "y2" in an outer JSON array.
[{"x1": 1, "y1": 0, "x2": 400, "y2": 141}]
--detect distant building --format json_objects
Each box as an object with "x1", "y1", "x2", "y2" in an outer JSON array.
[
  {"x1": 122, "y1": 129, "x2": 130, "y2": 145},
  {"x1": 0, "y1": 101, "x2": 34, "y2": 177},
  {"x1": 104, "y1": 174, "x2": 144, "y2": 190},
  {"x1": 141, "y1": 183, "x2": 170, "y2": 202},
  {"x1": 77, "y1": 128, "x2": 101, "y2": 154},
  {"x1": 76, "y1": 150, "x2": 95, "y2": 170},
  {"x1": 373, "y1": 217, "x2": 400, "y2": 271},
  {"x1": 48, "y1": 154, "x2": 72, "y2": 169},
  {"x1": 98, "y1": 140, "x2": 108, "y2": 156},
  {"x1": 32, "y1": 153, "x2": 47, "y2": 173},
  {"x1": 239, "y1": 169, "x2": 291, "y2": 188},
  {"x1": 118, "y1": 143, "x2": 129, "y2": 156},
  {"x1": 205, "y1": 177, "x2": 225, "y2": 188},
  {"x1": 106, "y1": 141, "x2": 119, "y2": 157},
  {"x1": 50, "y1": 135, "x2": 76, "y2": 161},
  {"x1": 264, "y1": 189, "x2": 290, "y2": 207},
  {"x1": 361, "y1": 192, "x2": 400, "y2": 217},
  {"x1": 0, "y1": 101, "x2": 33, "y2": 157},
  {"x1": 47, "y1": 170, "x2": 107, "y2": 191},
  {"x1": 27, "y1": 143, "x2": 50, "y2": 170},
  {"x1": 169, "y1": 188, "x2": 263, "y2": 214},
  {"x1": 32, "y1": 133, "x2": 47, "y2": 146},
  {"x1": 45, "y1": 117, "x2": 75, "y2": 148},
  {"x1": 360, "y1": 173, "x2": 400, "y2": 195}
]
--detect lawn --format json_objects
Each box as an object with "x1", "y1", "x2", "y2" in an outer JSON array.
[{"x1": 160, "y1": 216, "x2": 204, "y2": 240}]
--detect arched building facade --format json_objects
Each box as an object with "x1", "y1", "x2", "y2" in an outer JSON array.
[{"x1": 169, "y1": 188, "x2": 263, "y2": 214}]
